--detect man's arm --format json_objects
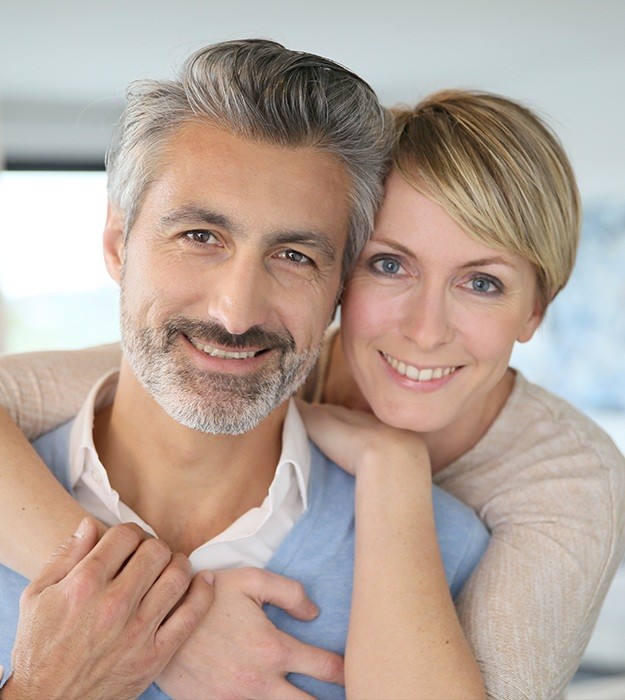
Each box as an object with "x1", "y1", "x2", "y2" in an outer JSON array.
[{"x1": 0, "y1": 519, "x2": 213, "y2": 700}]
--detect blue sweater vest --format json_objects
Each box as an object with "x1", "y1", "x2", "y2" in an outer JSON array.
[{"x1": 0, "y1": 421, "x2": 488, "y2": 699}]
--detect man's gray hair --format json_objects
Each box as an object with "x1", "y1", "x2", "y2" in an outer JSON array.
[{"x1": 106, "y1": 39, "x2": 394, "y2": 279}]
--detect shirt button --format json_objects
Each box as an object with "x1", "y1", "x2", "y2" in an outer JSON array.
[{"x1": 91, "y1": 469, "x2": 102, "y2": 484}]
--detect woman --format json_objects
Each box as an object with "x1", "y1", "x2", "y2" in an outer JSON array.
[{"x1": 1, "y1": 90, "x2": 624, "y2": 699}]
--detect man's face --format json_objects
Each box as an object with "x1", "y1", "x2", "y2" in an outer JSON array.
[{"x1": 105, "y1": 122, "x2": 351, "y2": 434}]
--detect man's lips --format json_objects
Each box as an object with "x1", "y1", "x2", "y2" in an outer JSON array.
[{"x1": 188, "y1": 336, "x2": 267, "y2": 360}]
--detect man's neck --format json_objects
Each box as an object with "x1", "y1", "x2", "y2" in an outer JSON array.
[{"x1": 93, "y1": 361, "x2": 287, "y2": 555}]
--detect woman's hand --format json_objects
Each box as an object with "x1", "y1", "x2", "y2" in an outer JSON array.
[
  {"x1": 296, "y1": 399, "x2": 429, "y2": 478},
  {"x1": 157, "y1": 567, "x2": 344, "y2": 699}
]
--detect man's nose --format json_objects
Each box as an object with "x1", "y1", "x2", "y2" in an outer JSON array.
[{"x1": 205, "y1": 256, "x2": 272, "y2": 336}]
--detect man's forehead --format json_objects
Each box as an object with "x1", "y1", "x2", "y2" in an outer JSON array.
[{"x1": 140, "y1": 122, "x2": 352, "y2": 244}]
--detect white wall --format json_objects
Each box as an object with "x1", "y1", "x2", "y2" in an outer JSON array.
[{"x1": 1, "y1": 0, "x2": 624, "y2": 199}]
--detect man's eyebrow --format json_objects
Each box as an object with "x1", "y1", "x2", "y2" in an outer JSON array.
[
  {"x1": 160, "y1": 206, "x2": 338, "y2": 264},
  {"x1": 268, "y1": 230, "x2": 338, "y2": 266},
  {"x1": 159, "y1": 206, "x2": 232, "y2": 229}
]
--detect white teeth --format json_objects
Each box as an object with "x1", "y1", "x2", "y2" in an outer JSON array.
[
  {"x1": 189, "y1": 337, "x2": 260, "y2": 359},
  {"x1": 383, "y1": 353, "x2": 456, "y2": 382}
]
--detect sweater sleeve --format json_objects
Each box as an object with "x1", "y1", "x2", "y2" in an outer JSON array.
[
  {"x1": 0, "y1": 344, "x2": 121, "y2": 440},
  {"x1": 437, "y1": 380, "x2": 625, "y2": 699}
]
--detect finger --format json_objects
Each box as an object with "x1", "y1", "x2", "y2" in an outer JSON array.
[
  {"x1": 78, "y1": 522, "x2": 148, "y2": 580},
  {"x1": 138, "y1": 552, "x2": 193, "y2": 623},
  {"x1": 28, "y1": 517, "x2": 99, "y2": 593},
  {"x1": 235, "y1": 569, "x2": 319, "y2": 621},
  {"x1": 270, "y1": 679, "x2": 316, "y2": 700},
  {"x1": 154, "y1": 570, "x2": 214, "y2": 659},
  {"x1": 115, "y1": 537, "x2": 174, "y2": 602},
  {"x1": 282, "y1": 634, "x2": 345, "y2": 686}
]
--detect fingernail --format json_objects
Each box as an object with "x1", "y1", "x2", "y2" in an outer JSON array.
[
  {"x1": 74, "y1": 518, "x2": 89, "y2": 539},
  {"x1": 202, "y1": 570, "x2": 215, "y2": 586}
]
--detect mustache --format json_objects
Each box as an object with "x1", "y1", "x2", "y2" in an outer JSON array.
[{"x1": 165, "y1": 317, "x2": 296, "y2": 352}]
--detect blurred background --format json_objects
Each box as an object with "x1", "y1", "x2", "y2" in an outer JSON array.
[{"x1": 1, "y1": 1, "x2": 624, "y2": 694}]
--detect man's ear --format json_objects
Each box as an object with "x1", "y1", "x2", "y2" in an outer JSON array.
[
  {"x1": 517, "y1": 296, "x2": 545, "y2": 344},
  {"x1": 102, "y1": 203, "x2": 126, "y2": 284}
]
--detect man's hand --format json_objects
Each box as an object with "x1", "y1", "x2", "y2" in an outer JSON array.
[
  {"x1": 157, "y1": 567, "x2": 344, "y2": 699},
  {"x1": 3, "y1": 518, "x2": 214, "y2": 700}
]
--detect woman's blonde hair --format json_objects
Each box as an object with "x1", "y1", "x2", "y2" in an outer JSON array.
[{"x1": 393, "y1": 90, "x2": 581, "y2": 307}]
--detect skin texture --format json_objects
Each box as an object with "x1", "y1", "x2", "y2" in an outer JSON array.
[
  {"x1": 96, "y1": 121, "x2": 351, "y2": 556},
  {"x1": 3, "y1": 519, "x2": 214, "y2": 700},
  {"x1": 298, "y1": 401, "x2": 485, "y2": 699},
  {"x1": 1, "y1": 122, "x2": 355, "y2": 698},
  {"x1": 338, "y1": 170, "x2": 543, "y2": 471}
]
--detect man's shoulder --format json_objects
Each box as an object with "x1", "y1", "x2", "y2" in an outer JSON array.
[{"x1": 31, "y1": 420, "x2": 75, "y2": 490}]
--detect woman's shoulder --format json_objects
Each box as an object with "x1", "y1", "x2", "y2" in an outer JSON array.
[
  {"x1": 510, "y1": 372, "x2": 625, "y2": 462},
  {"x1": 436, "y1": 371, "x2": 625, "y2": 517}
]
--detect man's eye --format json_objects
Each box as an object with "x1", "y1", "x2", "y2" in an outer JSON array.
[
  {"x1": 184, "y1": 230, "x2": 217, "y2": 244},
  {"x1": 279, "y1": 250, "x2": 313, "y2": 265},
  {"x1": 371, "y1": 257, "x2": 402, "y2": 275}
]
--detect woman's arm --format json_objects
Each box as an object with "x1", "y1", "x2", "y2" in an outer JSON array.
[
  {"x1": 0, "y1": 344, "x2": 121, "y2": 439},
  {"x1": 299, "y1": 402, "x2": 485, "y2": 699},
  {"x1": 0, "y1": 344, "x2": 121, "y2": 578},
  {"x1": 0, "y1": 407, "x2": 98, "y2": 578},
  {"x1": 436, "y1": 385, "x2": 625, "y2": 699}
]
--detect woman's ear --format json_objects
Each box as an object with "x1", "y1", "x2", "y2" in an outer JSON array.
[
  {"x1": 517, "y1": 297, "x2": 545, "y2": 344},
  {"x1": 102, "y1": 203, "x2": 126, "y2": 284}
]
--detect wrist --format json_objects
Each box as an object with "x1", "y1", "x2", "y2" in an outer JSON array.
[{"x1": 356, "y1": 435, "x2": 431, "y2": 482}]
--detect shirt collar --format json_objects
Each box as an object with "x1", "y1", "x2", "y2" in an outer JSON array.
[
  {"x1": 277, "y1": 398, "x2": 311, "y2": 511},
  {"x1": 69, "y1": 369, "x2": 118, "y2": 488},
  {"x1": 69, "y1": 371, "x2": 311, "y2": 509}
]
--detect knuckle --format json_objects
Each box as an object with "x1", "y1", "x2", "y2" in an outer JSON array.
[
  {"x1": 66, "y1": 566, "x2": 101, "y2": 602},
  {"x1": 317, "y1": 653, "x2": 344, "y2": 682},
  {"x1": 285, "y1": 578, "x2": 307, "y2": 604},
  {"x1": 241, "y1": 566, "x2": 266, "y2": 589},
  {"x1": 98, "y1": 589, "x2": 131, "y2": 628},
  {"x1": 233, "y1": 668, "x2": 274, "y2": 696},
  {"x1": 20, "y1": 581, "x2": 38, "y2": 606},
  {"x1": 163, "y1": 564, "x2": 192, "y2": 598},
  {"x1": 171, "y1": 605, "x2": 201, "y2": 639},
  {"x1": 140, "y1": 536, "x2": 172, "y2": 563},
  {"x1": 108, "y1": 522, "x2": 145, "y2": 547},
  {"x1": 259, "y1": 635, "x2": 289, "y2": 669}
]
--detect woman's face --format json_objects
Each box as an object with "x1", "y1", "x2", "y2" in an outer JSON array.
[{"x1": 341, "y1": 170, "x2": 543, "y2": 439}]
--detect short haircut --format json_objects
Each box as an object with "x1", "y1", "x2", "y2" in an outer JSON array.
[
  {"x1": 393, "y1": 90, "x2": 581, "y2": 307},
  {"x1": 106, "y1": 39, "x2": 394, "y2": 280}
]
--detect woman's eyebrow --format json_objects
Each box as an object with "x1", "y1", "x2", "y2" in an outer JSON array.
[
  {"x1": 370, "y1": 237, "x2": 415, "y2": 258},
  {"x1": 458, "y1": 256, "x2": 516, "y2": 269}
]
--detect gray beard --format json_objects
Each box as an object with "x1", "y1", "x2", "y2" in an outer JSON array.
[{"x1": 120, "y1": 309, "x2": 320, "y2": 435}]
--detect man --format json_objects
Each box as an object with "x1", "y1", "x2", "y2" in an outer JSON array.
[{"x1": 0, "y1": 40, "x2": 488, "y2": 699}]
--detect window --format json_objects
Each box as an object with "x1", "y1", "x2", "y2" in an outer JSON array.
[{"x1": 0, "y1": 170, "x2": 119, "y2": 353}]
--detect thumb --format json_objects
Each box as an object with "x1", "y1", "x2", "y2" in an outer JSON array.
[{"x1": 29, "y1": 517, "x2": 100, "y2": 592}]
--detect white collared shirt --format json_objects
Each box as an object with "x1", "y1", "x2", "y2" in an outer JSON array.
[{"x1": 69, "y1": 371, "x2": 311, "y2": 572}]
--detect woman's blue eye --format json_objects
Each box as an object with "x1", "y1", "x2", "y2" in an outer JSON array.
[
  {"x1": 373, "y1": 258, "x2": 402, "y2": 275},
  {"x1": 470, "y1": 276, "x2": 502, "y2": 294}
]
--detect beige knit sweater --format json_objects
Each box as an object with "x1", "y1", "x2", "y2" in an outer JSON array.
[{"x1": 1, "y1": 343, "x2": 624, "y2": 699}]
